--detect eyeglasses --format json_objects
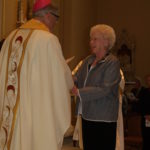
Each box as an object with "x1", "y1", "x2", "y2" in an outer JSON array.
[{"x1": 50, "y1": 12, "x2": 59, "y2": 20}]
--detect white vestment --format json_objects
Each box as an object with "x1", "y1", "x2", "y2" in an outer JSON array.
[
  {"x1": 116, "y1": 69, "x2": 125, "y2": 150},
  {"x1": 0, "y1": 19, "x2": 73, "y2": 150}
]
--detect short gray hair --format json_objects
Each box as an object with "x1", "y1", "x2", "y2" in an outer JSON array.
[
  {"x1": 90, "y1": 24, "x2": 116, "y2": 50},
  {"x1": 32, "y1": 4, "x2": 59, "y2": 18}
]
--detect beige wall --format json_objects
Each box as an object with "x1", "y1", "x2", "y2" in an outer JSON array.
[
  {"x1": 0, "y1": 0, "x2": 61, "y2": 39},
  {"x1": 0, "y1": 0, "x2": 2, "y2": 40},
  {"x1": 0, "y1": 0, "x2": 97, "y2": 70},
  {"x1": 2, "y1": 0, "x2": 18, "y2": 38},
  {"x1": 97, "y1": 0, "x2": 150, "y2": 83},
  {"x1": 52, "y1": 0, "x2": 63, "y2": 40},
  {"x1": 61, "y1": 0, "x2": 150, "y2": 81},
  {"x1": 62, "y1": 0, "x2": 98, "y2": 70},
  {"x1": 1, "y1": 0, "x2": 150, "y2": 82}
]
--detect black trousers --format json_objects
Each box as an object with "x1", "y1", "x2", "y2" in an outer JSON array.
[
  {"x1": 141, "y1": 117, "x2": 150, "y2": 150},
  {"x1": 82, "y1": 118, "x2": 117, "y2": 150}
]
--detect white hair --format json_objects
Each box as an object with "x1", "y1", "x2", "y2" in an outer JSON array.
[{"x1": 90, "y1": 24, "x2": 116, "y2": 50}]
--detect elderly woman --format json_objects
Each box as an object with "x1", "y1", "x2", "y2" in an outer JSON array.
[{"x1": 72, "y1": 24, "x2": 121, "y2": 150}]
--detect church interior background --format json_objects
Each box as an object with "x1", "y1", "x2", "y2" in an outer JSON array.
[
  {"x1": 0, "y1": 0, "x2": 150, "y2": 149},
  {"x1": 0, "y1": 0, "x2": 150, "y2": 82}
]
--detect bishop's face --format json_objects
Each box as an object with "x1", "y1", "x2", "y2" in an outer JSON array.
[
  {"x1": 45, "y1": 12, "x2": 58, "y2": 31},
  {"x1": 90, "y1": 31, "x2": 108, "y2": 55}
]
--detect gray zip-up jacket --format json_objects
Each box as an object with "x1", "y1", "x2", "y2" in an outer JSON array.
[{"x1": 75, "y1": 53, "x2": 121, "y2": 122}]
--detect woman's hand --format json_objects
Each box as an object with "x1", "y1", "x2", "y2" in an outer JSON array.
[{"x1": 71, "y1": 85, "x2": 79, "y2": 96}]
